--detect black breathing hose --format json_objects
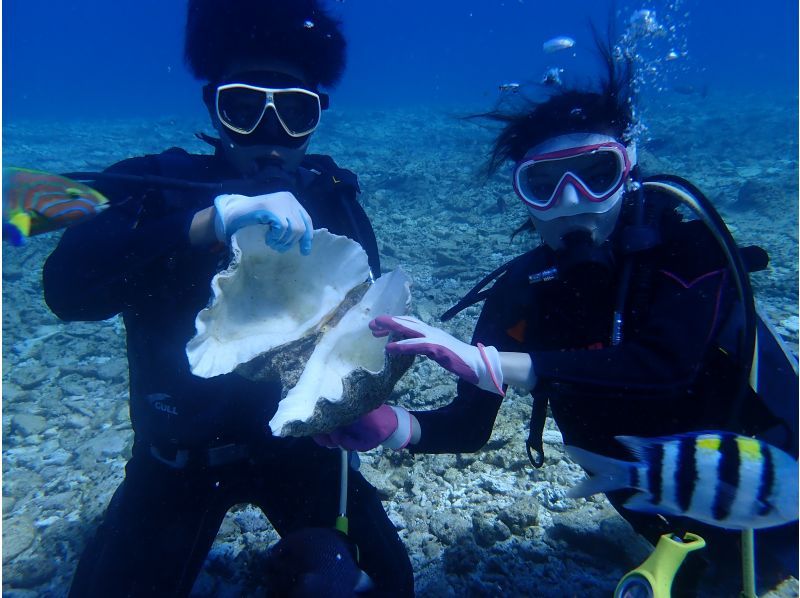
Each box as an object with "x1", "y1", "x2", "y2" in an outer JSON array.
[{"x1": 643, "y1": 175, "x2": 757, "y2": 432}]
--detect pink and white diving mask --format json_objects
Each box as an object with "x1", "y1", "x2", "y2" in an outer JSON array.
[{"x1": 512, "y1": 136, "x2": 633, "y2": 216}]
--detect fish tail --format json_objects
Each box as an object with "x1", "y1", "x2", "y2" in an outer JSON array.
[
  {"x1": 8, "y1": 212, "x2": 31, "y2": 237},
  {"x1": 2, "y1": 221, "x2": 26, "y2": 246},
  {"x1": 566, "y1": 445, "x2": 641, "y2": 498}
]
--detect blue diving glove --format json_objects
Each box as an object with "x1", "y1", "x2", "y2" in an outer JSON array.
[{"x1": 213, "y1": 191, "x2": 313, "y2": 255}]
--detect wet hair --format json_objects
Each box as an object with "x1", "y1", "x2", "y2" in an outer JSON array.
[
  {"x1": 483, "y1": 36, "x2": 635, "y2": 174},
  {"x1": 184, "y1": 0, "x2": 346, "y2": 88}
]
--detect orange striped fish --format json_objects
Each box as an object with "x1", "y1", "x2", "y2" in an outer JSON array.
[{"x1": 3, "y1": 167, "x2": 109, "y2": 245}]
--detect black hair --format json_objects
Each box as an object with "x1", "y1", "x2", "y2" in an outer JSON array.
[
  {"x1": 483, "y1": 35, "x2": 635, "y2": 175},
  {"x1": 184, "y1": 0, "x2": 346, "y2": 88}
]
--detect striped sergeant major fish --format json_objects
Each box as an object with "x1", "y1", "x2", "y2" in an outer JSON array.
[
  {"x1": 566, "y1": 431, "x2": 798, "y2": 530},
  {"x1": 3, "y1": 167, "x2": 109, "y2": 246}
]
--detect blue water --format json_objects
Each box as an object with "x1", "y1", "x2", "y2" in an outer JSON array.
[
  {"x1": 2, "y1": 2, "x2": 799, "y2": 595},
  {"x1": 4, "y1": 0, "x2": 797, "y2": 119}
]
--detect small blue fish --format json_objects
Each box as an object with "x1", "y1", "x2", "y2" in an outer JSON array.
[
  {"x1": 498, "y1": 82, "x2": 520, "y2": 93},
  {"x1": 542, "y1": 36, "x2": 575, "y2": 54},
  {"x1": 566, "y1": 431, "x2": 798, "y2": 530}
]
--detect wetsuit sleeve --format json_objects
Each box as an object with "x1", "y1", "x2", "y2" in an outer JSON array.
[
  {"x1": 43, "y1": 157, "x2": 198, "y2": 321},
  {"x1": 531, "y1": 261, "x2": 731, "y2": 397},
  {"x1": 408, "y1": 300, "x2": 506, "y2": 454}
]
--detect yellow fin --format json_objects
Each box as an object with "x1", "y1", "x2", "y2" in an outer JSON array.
[
  {"x1": 696, "y1": 435, "x2": 721, "y2": 452},
  {"x1": 9, "y1": 212, "x2": 31, "y2": 236},
  {"x1": 735, "y1": 436, "x2": 762, "y2": 462}
]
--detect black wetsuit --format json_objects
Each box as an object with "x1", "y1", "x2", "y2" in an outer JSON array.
[
  {"x1": 409, "y1": 189, "x2": 797, "y2": 593},
  {"x1": 43, "y1": 147, "x2": 413, "y2": 597}
]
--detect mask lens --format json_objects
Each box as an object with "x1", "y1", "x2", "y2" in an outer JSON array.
[
  {"x1": 273, "y1": 91, "x2": 321, "y2": 136},
  {"x1": 217, "y1": 86, "x2": 268, "y2": 133},
  {"x1": 520, "y1": 160, "x2": 570, "y2": 205},
  {"x1": 564, "y1": 149, "x2": 622, "y2": 194}
]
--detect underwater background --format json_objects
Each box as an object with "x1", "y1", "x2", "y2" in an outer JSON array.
[
  {"x1": 4, "y1": 0, "x2": 798, "y2": 118},
  {"x1": 3, "y1": 0, "x2": 798, "y2": 596}
]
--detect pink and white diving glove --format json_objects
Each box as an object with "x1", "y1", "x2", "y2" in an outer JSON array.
[
  {"x1": 314, "y1": 404, "x2": 414, "y2": 451},
  {"x1": 213, "y1": 191, "x2": 313, "y2": 254},
  {"x1": 369, "y1": 315, "x2": 505, "y2": 396}
]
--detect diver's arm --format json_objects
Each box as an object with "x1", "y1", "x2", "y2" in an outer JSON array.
[
  {"x1": 406, "y1": 298, "x2": 509, "y2": 454},
  {"x1": 408, "y1": 380, "x2": 504, "y2": 453},
  {"x1": 44, "y1": 205, "x2": 197, "y2": 321},
  {"x1": 43, "y1": 157, "x2": 202, "y2": 321}
]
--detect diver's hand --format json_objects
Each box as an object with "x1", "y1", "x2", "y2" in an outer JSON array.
[
  {"x1": 369, "y1": 315, "x2": 505, "y2": 396},
  {"x1": 213, "y1": 191, "x2": 313, "y2": 254},
  {"x1": 313, "y1": 405, "x2": 414, "y2": 451}
]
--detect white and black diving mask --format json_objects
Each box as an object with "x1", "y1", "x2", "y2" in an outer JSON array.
[{"x1": 204, "y1": 70, "x2": 329, "y2": 176}]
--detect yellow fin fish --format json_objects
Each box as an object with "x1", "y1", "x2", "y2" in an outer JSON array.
[{"x1": 3, "y1": 167, "x2": 109, "y2": 245}]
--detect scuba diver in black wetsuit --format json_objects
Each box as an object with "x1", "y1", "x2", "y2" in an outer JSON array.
[
  {"x1": 319, "y1": 43, "x2": 799, "y2": 596},
  {"x1": 42, "y1": 1, "x2": 412, "y2": 596}
]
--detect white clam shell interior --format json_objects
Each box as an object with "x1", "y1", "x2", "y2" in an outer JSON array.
[
  {"x1": 268, "y1": 267, "x2": 411, "y2": 436},
  {"x1": 186, "y1": 226, "x2": 371, "y2": 379}
]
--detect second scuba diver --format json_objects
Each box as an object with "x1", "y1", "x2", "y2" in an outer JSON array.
[{"x1": 317, "y1": 42, "x2": 799, "y2": 595}]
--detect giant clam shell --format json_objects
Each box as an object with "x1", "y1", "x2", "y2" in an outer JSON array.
[
  {"x1": 186, "y1": 226, "x2": 412, "y2": 437},
  {"x1": 186, "y1": 226, "x2": 372, "y2": 378}
]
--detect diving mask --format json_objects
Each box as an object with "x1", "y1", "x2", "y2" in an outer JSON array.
[
  {"x1": 513, "y1": 138, "x2": 632, "y2": 213},
  {"x1": 214, "y1": 83, "x2": 328, "y2": 138}
]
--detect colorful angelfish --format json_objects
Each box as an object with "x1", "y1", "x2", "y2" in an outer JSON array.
[{"x1": 3, "y1": 167, "x2": 109, "y2": 245}]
